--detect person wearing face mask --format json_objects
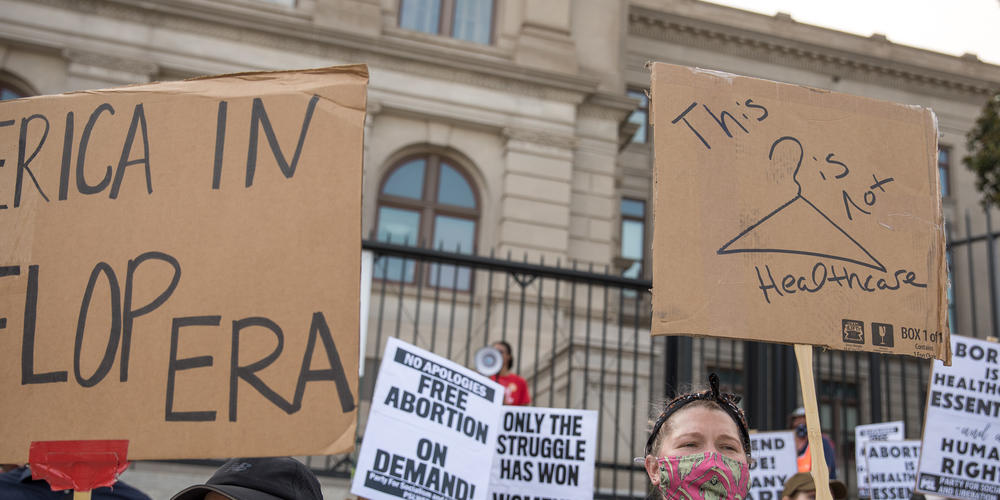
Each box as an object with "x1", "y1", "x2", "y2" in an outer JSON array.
[
  {"x1": 641, "y1": 373, "x2": 751, "y2": 500},
  {"x1": 789, "y1": 407, "x2": 838, "y2": 480}
]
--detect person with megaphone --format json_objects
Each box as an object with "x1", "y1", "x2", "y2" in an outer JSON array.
[{"x1": 479, "y1": 340, "x2": 530, "y2": 406}]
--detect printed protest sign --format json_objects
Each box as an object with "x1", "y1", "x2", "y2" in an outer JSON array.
[
  {"x1": 489, "y1": 406, "x2": 597, "y2": 500},
  {"x1": 747, "y1": 431, "x2": 797, "y2": 500},
  {"x1": 867, "y1": 440, "x2": 920, "y2": 500},
  {"x1": 649, "y1": 62, "x2": 950, "y2": 362},
  {"x1": 352, "y1": 337, "x2": 504, "y2": 500},
  {"x1": 917, "y1": 335, "x2": 1000, "y2": 500},
  {"x1": 0, "y1": 66, "x2": 366, "y2": 462},
  {"x1": 856, "y1": 421, "x2": 906, "y2": 497}
]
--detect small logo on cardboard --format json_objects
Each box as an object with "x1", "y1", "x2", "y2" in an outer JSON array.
[
  {"x1": 872, "y1": 322, "x2": 894, "y2": 347},
  {"x1": 842, "y1": 319, "x2": 864, "y2": 344}
]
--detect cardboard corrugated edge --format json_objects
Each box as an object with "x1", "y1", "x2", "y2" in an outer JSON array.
[
  {"x1": 924, "y1": 107, "x2": 953, "y2": 366},
  {"x1": 1, "y1": 65, "x2": 370, "y2": 113}
]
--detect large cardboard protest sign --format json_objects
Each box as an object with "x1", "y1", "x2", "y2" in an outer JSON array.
[
  {"x1": 747, "y1": 431, "x2": 797, "y2": 500},
  {"x1": 867, "y1": 440, "x2": 921, "y2": 500},
  {"x1": 649, "y1": 62, "x2": 950, "y2": 362},
  {"x1": 856, "y1": 421, "x2": 906, "y2": 497},
  {"x1": 490, "y1": 406, "x2": 597, "y2": 499},
  {"x1": 917, "y1": 335, "x2": 1000, "y2": 500},
  {"x1": 352, "y1": 337, "x2": 504, "y2": 500},
  {"x1": 0, "y1": 66, "x2": 367, "y2": 461}
]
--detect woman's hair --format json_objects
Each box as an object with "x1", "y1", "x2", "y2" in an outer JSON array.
[
  {"x1": 493, "y1": 340, "x2": 514, "y2": 370},
  {"x1": 645, "y1": 373, "x2": 751, "y2": 462}
]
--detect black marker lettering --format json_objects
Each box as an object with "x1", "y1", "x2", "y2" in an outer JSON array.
[
  {"x1": 74, "y1": 262, "x2": 122, "y2": 387},
  {"x1": 165, "y1": 315, "x2": 220, "y2": 421},
  {"x1": 0, "y1": 118, "x2": 12, "y2": 208},
  {"x1": 212, "y1": 101, "x2": 227, "y2": 190},
  {"x1": 15, "y1": 114, "x2": 51, "y2": 207},
  {"x1": 21, "y1": 265, "x2": 68, "y2": 384},
  {"x1": 290, "y1": 311, "x2": 356, "y2": 413},
  {"x1": 245, "y1": 94, "x2": 320, "y2": 187},
  {"x1": 229, "y1": 317, "x2": 293, "y2": 421},
  {"x1": 671, "y1": 102, "x2": 710, "y2": 150},
  {"x1": 77, "y1": 103, "x2": 114, "y2": 195},
  {"x1": 121, "y1": 251, "x2": 181, "y2": 382},
  {"x1": 744, "y1": 99, "x2": 768, "y2": 121},
  {"x1": 58, "y1": 111, "x2": 74, "y2": 200},
  {"x1": 109, "y1": 104, "x2": 152, "y2": 199},
  {"x1": 825, "y1": 153, "x2": 849, "y2": 179},
  {"x1": 702, "y1": 104, "x2": 749, "y2": 138}
]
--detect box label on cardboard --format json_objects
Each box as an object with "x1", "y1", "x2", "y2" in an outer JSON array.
[
  {"x1": 0, "y1": 66, "x2": 367, "y2": 461},
  {"x1": 649, "y1": 62, "x2": 950, "y2": 362}
]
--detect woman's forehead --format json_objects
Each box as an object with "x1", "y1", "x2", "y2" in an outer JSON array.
[{"x1": 666, "y1": 406, "x2": 739, "y2": 436}]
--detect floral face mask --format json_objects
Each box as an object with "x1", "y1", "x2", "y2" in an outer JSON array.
[{"x1": 655, "y1": 451, "x2": 750, "y2": 500}]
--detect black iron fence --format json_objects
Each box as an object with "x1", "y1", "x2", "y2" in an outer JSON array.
[
  {"x1": 294, "y1": 238, "x2": 942, "y2": 499},
  {"x1": 244, "y1": 211, "x2": 998, "y2": 498}
]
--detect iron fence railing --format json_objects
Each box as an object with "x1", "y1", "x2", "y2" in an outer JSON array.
[{"x1": 170, "y1": 210, "x2": 1000, "y2": 498}]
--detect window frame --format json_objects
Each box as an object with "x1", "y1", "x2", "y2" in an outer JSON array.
[
  {"x1": 938, "y1": 145, "x2": 951, "y2": 198},
  {"x1": 396, "y1": 0, "x2": 497, "y2": 45},
  {"x1": 620, "y1": 197, "x2": 647, "y2": 279},
  {"x1": 625, "y1": 88, "x2": 649, "y2": 144},
  {"x1": 374, "y1": 153, "x2": 481, "y2": 290}
]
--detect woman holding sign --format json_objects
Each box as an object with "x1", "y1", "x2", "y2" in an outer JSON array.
[{"x1": 642, "y1": 373, "x2": 751, "y2": 499}]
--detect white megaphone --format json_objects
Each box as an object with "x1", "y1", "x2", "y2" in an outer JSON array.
[{"x1": 474, "y1": 346, "x2": 503, "y2": 376}]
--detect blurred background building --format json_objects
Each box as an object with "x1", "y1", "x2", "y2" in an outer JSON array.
[{"x1": 2, "y1": 0, "x2": 999, "y2": 498}]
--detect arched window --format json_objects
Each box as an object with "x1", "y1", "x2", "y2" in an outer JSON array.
[
  {"x1": 375, "y1": 153, "x2": 479, "y2": 289},
  {"x1": 1, "y1": 84, "x2": 26, "y2": 101}
]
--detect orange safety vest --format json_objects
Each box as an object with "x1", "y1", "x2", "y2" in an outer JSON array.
[{"x1": 797, "y1": 444, "x2": 812, "y2": 472}]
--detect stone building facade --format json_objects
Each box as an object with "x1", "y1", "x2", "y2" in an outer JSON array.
[{"x1": 2, "y1": 0, "x2": 999, "y2": 497}]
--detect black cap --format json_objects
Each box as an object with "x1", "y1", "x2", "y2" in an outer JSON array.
[{"x1": 170, "y1": 457, "x2": 323, "y2": 500}]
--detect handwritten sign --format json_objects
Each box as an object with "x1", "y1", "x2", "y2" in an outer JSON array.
[
  {"x1": 917, "y1": 335, "x2": 1000, "y2": 500},
  {"x1": 489, "y1": 407, "x2": 597, "y2": 500},
  {"x1": 747, "y1": 431, "x2": 797, "y2": 500},
  {"x1": 352, "y1": 337, "x2": 504, "y2": 500},
  {"x1": 649, "y1": 62, "x2": 950, "y2": 362},
  {"x1": 856, "y1": 421, "x2": 905, "y2": 497},
  {"x1": 0, "y1": 66, "x2": 367, "y2": 462},
  {"x1": 867, "y1": 440, "x2": 920, "y2": 500}
]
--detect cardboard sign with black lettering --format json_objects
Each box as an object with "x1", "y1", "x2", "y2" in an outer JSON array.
[
  {"x1": 352, "y1": 337, "x2": 504, "y2": 500},
  {"x1": 867, "y1": 440, "x2": 920, "y2": 500},
  {"x1": 856, "y1": 421, "x2": 905, "y2": 497},
  {"x1": 0, "y1": 65, "x2": 367, "y2": 462},
  {"x1": 489, "y1": 406, "x2": 597, "y2": 499},
  {"x1": 747, "y1": 431, "x2": 797, "y2": 500},
  {"x1": 917, "y1": 335, "x2": 1000, "y2": 500},
  {"x1": 649, "y1": 62, "x2": 950, "y2": 362}
]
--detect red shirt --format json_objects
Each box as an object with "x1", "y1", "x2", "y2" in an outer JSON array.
[{"x1": 491, "y1": 373, "x2": 530, "y2": 406}]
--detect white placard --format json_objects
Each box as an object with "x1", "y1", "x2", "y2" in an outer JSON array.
[
  {"x1": 917, "y1": 335, "x2": 1000, "y2": 500},
  {"x1": 856, "y1": 421, "x2": 906, "y2": 497},
  {"x1": 489, "y1": 407, "x2": 598, "y2": 499},
  {"x1": 866, "y1": 440, "x2": 921, "y2": 500},
  {"x1": 352, "y1": 337, "x2": 505, "y2": 500},
  {"x1": 747, "y1": 431, "x2": 798, "y2": 500}
]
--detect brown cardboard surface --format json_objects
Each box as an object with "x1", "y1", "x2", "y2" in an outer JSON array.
[
  {"x1": 650, "y1": 62, "x2": 950, "y2": 363},
  {"x1": 0, "y1": 65, "x2": 367, "y2": 462}
]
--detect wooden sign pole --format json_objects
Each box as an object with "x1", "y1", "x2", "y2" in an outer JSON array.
[{"x1": 794, "y1": 344, "x2": 832, "y2": 500}]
